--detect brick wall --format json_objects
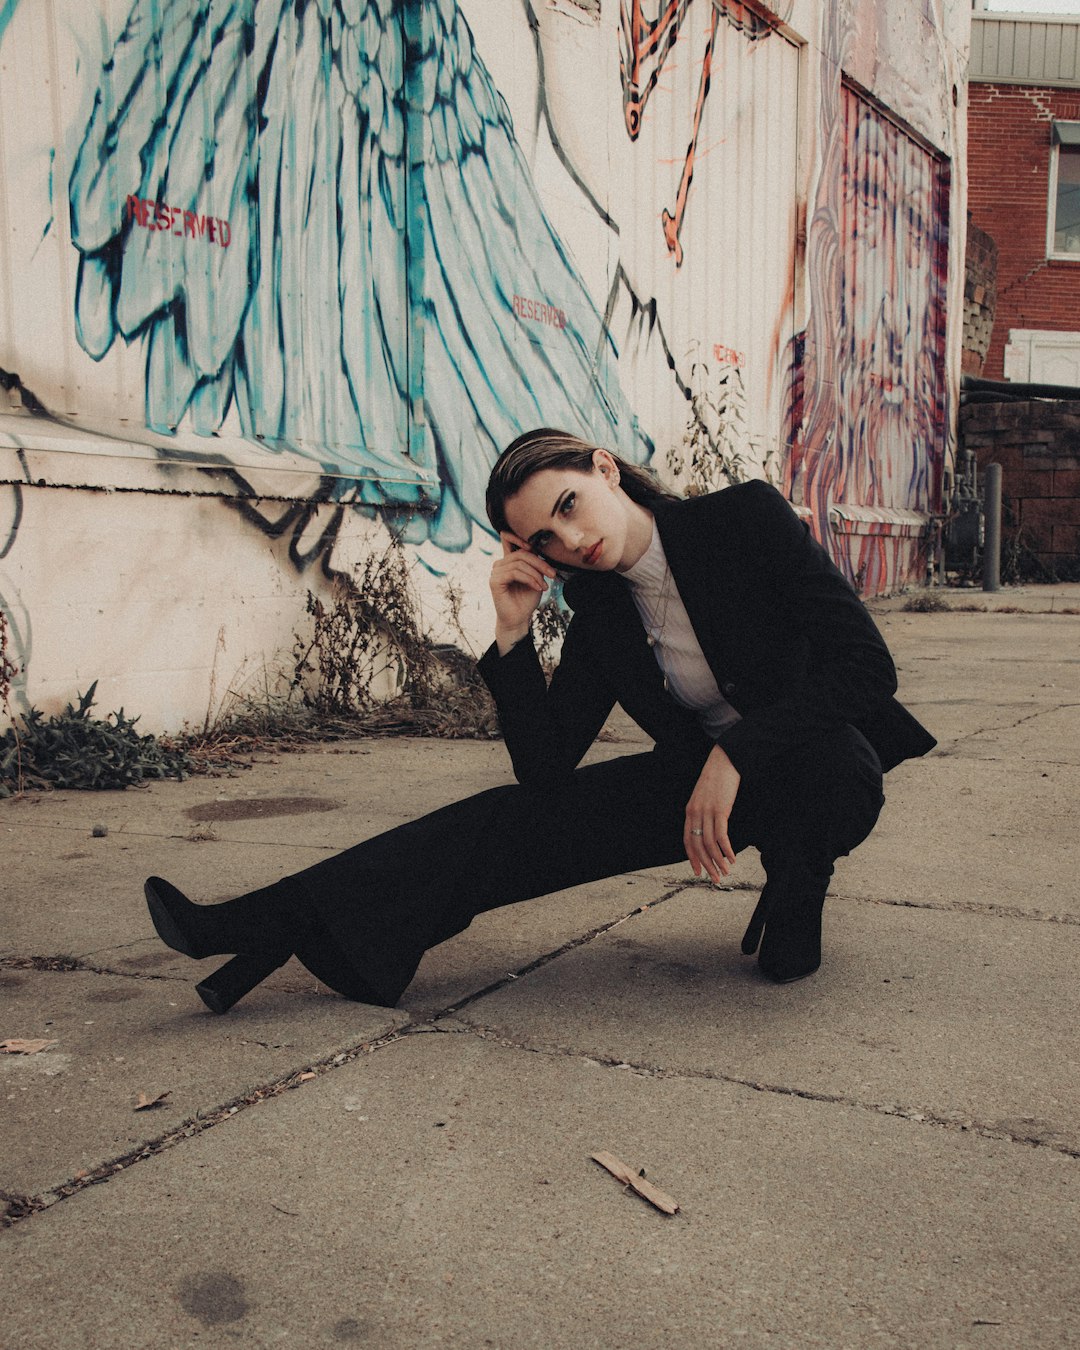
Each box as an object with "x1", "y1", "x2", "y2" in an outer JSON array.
[
  {"x1": 963, "y1": 215, "x2": 998, "y2": 376},
  {"x1": 960, "y1": 399, "x2": 1080, "y2": 573},
  {"x1": 968, "y1": 84, "x2": 1080, "y2": 379}
]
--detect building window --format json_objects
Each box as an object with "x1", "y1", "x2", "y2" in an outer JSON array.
[{"x1": 1051, "y1": 123, "x2": 1080, "y2": 258}]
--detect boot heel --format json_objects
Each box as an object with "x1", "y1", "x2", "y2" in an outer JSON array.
[
  {"x1": 195, "y1": 951, "x2": 289, "y2": 1014},
  {"x1": 741, "y1": 886, "x2": 770, "y2": 955}
]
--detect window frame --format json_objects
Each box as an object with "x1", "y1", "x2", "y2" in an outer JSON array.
[{"x1": 1047, "y1": 123, "x2": 1080, "y2": 262}]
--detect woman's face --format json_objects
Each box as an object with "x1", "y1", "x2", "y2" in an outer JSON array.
[{"x1": 501, "y1": 451, "x2": 652, "y2": 573}]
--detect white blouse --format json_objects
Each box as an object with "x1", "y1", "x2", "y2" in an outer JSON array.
[{"x1": 622, "y1": 521, "x2": 741, "y2": 740}]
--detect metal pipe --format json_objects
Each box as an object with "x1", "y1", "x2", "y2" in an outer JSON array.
[{"x1": 983, "y1": 462, "x2": 1002, "y2": 593}]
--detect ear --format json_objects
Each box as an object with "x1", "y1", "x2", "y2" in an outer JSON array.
[{"x1": 592, "y1": 448, "x2": 619, "y2": 484}]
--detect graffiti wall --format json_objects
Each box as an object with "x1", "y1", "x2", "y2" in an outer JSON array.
[{"x1": 0, "y1": 0, "x2": 968, "y2": 728}]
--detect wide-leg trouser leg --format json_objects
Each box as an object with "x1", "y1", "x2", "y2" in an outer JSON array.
[{"x1": 284, "y1": 726, "x2": 885, "y2": 1005}]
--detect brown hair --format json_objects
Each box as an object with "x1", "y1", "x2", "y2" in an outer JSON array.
[{"x1": 486, "y1": 428, "x2": 675, "y2": 534}]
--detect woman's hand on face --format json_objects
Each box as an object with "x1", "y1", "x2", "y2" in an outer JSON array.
[
  {"x1": 684, "y1": 744, "x2": 741, "y2": 885},
  {"x1": 490, "y1": 532, "x2": 557, "y2": 653}
]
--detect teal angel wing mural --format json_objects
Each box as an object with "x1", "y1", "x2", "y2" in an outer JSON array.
[{"x1": 65, "y1": 0, "x2": 650, "y2": 551}]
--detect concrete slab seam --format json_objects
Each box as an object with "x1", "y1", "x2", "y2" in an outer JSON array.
[
  {"x1": 453, "y1": 1021, "x2": 1080, "y2": 1164},
  {"x1": 843, "y1": 895, "x2": 1080, "y2": 926},
  {"x1": 936, "y1": 701, "x2": 1080, "y2": 756},
  {"x1": 0, "y1": 1026, "x2": 411, "y2": 1230},
  {"x1": 2, "y1": 821, "x2": 342, "y2": 851},
  {"x1": 423, "y1": 885, "x2": 693, "y2": 1026},
  {"x1": 0, "y1": 889, "x2": 690, "y2": 1230},
  {"x1": 0, "y1": 953, "x2": 194, "y2": 982}
]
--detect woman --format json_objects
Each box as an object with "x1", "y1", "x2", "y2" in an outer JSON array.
[{"x1": 145, "y1": 429, "x2": 935, "y2": 1012}]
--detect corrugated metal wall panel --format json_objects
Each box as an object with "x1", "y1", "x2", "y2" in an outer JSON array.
[
  {"x1": 971, "y1": 15, "x2": 1080, "y2": 87},
  {"x1": 835, "y1": 85, "x2": 947, "y2": 515},
  {"x1": 616, "y1": 3, "x2": 801, "y2": 484}
]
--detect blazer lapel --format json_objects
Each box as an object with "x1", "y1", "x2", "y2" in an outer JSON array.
[
  {"x1": 568, "y1": 570, "x2": 669, "y2": 703},
  {"x1": 651, "y1": 498, "x2": 734, "y2": 681}
]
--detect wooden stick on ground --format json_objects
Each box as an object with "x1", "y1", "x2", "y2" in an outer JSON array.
[{"x1": 591, "y1": 1151, "x2": 680, "y2": 1215}]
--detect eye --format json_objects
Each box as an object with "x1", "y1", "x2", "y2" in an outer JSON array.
[
  {"x1": 559, "y1": 492, "x2": 576, "y2": 516},
  {"x1": 532, "y1": 530, "x2": 553, "y2": 549}
]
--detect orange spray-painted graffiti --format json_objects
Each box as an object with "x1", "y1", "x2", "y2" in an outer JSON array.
[{"x1": 619, "y1": 0, "x2": 784, "y2": 266}]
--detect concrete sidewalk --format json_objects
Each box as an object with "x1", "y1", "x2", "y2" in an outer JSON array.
[{"x1": 2, "y1": 587, "x2": 1079, "y2": 1348}]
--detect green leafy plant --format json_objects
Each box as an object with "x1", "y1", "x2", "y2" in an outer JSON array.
[{"x1": 0, "y1": 683, "x2": 190, "y2": 796}]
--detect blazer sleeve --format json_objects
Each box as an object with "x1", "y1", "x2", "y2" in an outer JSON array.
[
  {"x1": 477, "y1": 616, "x2": 617, "y2": 789},
  {"x1": 715, "y1": 482, "x2": 899, "y2": 774}
]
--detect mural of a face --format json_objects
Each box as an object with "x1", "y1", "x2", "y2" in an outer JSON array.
[
  {"x1": 783, "y1": 78, "x2": 948, "y2": 592},
  {"x1": 839, "y1": 109, "x2": 938, "y2": 512}
]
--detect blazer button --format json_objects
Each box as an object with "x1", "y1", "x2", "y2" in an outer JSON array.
[{"x1": 721, "y1": 681, "x2": 736, "y2": 697}]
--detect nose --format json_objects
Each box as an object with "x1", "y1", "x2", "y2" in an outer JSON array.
[{"x1": 554, "y1": 523, "x2": 584, "y2": 551}]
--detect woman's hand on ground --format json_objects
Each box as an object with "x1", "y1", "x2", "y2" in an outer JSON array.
[
  {"x1": 490, "y1": 533, "x2": 558, "y2": 654},
  {"x1": 684, "y1": 744, "x2": 741, "y2": 885}
]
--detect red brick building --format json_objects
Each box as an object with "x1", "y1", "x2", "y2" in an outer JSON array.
[{"x1": 968, "y1": 12, "x2": 1080, "y2": 383}]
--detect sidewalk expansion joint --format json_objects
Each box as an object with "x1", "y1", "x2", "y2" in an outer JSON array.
[
  {"x1": 0, "y1": 954, "x2": 193, "y2": 983},
  {"x1": 853, "y1": 895, "x2": 1080, "y2": 927},
  {"x1": 0, "y1": 894, "x2": 686, "y2": 1230},
  {"x1": 424, "y1": 886, "x2": 692, "y2": 1024},
  {"x1": 451, "y1": 1023, "x2": 1080, "y2": 1162},
  {"x1": 938, "y1": 701, "x2": 1080, "y2": 755}
]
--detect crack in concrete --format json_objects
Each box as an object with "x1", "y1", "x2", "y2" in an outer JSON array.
[
  {"x1": 3, "y1": 819, "x2": 342, "y2": 851},
  {"x1": 938, "y1": 702, "x2": 1080, "y2": 756},
  {"x1": 1, "y1": 890, "x2": 685, "y2": 1228},
  {"x1": 9, "y1": 872, "x2": 1076, "y2": 1232},
  {"x1": 452, "y1": 1022, "x2": 1080, "y2": 1162},
  {"x1": 0, "y1": 954, "x2": 192, "y2": 983},
  {"x1": 426, "y1": 885, "x2": 690, "y2": 1022},
  {"x1": 850, "y1": 895, "x2": 1080, "y2": 927}
]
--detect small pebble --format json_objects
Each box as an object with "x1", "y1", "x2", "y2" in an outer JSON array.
[{"x1": 91, "y1": 824, "x2": 108, "y2": 838}]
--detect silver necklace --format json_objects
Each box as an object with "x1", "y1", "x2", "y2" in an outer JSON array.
[{"x1": 644, "y1": 564, "x2": 675, "y2": 691}]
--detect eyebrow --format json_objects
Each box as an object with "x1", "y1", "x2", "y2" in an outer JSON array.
[{"x1": 526, "y1": 489, "x2": 572, "y2": 551}]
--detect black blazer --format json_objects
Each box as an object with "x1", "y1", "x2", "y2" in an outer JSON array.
[{"x1": 479, "y1": 481, "x2": 936, "y2": 788}]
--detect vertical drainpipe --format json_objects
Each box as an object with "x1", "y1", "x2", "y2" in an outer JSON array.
[
  {"x1": 983, "y1": 462, "x2": 1002, "y2": 592},
  {"x1": 402, "y1": 0, "x2": 429, "y2": 484}
]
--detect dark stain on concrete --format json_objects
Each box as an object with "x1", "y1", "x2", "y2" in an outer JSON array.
[
  {"x1": 117, "y1": 951, "x2": 174, "y2": 970},
  {"x1": 0, "y1": 972, "x2": 26, "y2": 989},
  {"x1": 87, "y1": 986, "x2": 143, "y2": 1003},
  {"x1": 177, "y1": 1271, "x2": 250, "y2": 1325},
  {"x1": 652, "y1": 960, "x2": 704, "y2": 980},
  {"x1": 184, "y1": 796, "x2": 342, "y2": 822},
  {"x1": 332, "y1": 1318, "x2": 371, "y2": 1341}
]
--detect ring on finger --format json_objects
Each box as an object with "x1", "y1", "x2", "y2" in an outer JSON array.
[{"x1": 689, "y1": 828, "x2": 704, "y2": 837}]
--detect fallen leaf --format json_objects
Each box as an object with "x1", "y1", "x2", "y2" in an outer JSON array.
[
  {"x1": 1, "y1": 1039, "x2": 58, "y2": 1055},
  {"x1": 134, "y1": 1090, "x2": 172, "y2": 1111},
  {"x1": 591, "y1": 1151, "x2": 680, "y2": 1215}
]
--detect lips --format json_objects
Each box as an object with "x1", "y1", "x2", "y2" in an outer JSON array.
[{"x1": 582, "y1": 541, "x2": 603, "y2": 566}]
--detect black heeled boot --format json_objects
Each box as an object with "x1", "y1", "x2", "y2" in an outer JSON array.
[
  {"x1": 740, "y1": 884, "x2": 770, "y2": 956},
  {"x1": 747, "y1": 854, "x2": 833, "y2": 983},
  {"x1": 195, "y1": 954, "x2": 288, "y2": 1014},
  {"x1": 145, "y1": 877, "x2": 296, "y2": 1012}
]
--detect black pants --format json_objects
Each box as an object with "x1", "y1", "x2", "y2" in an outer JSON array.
[{"x1": 283, "y1": 726, "x2": 885, "y2": 1005}]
